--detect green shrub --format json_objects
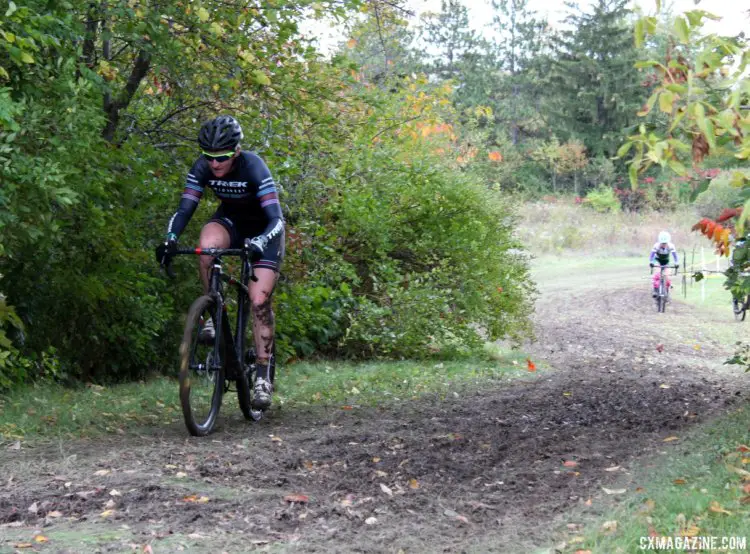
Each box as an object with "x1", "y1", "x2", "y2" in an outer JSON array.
[
  {"x1": 584, "y1": 185, "x2": 621, "y2": 213},
  {"x1": 693, "y1": 169, "x2": 749, "y2": 219}
]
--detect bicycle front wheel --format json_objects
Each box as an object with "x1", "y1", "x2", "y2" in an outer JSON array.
[
  {"x1": 734, "y1": 298, "x2": 747, "y2": 322},
  {"x1": 179, "y1": 295, "x2": 226, "y2": 436}
]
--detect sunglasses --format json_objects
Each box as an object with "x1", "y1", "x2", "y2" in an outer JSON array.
[{"x1": 202, "y1": 150, "x2": 235, "y2": 163}]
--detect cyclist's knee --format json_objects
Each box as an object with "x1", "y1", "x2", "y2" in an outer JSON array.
[{"x1": 199, "y1": 222, "x2": 230, "y2": 248}]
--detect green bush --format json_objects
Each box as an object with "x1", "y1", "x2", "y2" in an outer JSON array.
[
  {"x1": 584, "y1": 185, "x2": 621, "y2": 213},
  {"x1": 693, "y1": 169, "x2": 749, "y2": 220}
]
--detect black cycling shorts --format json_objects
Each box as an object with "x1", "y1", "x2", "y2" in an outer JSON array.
[{"x1": 208, "y1": 208, "x2": 285, "y2": 273}]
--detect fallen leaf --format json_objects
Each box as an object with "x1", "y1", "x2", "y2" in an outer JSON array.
[
  {"x1": 143, "y1": 546, "x2": 153, "y2": 554},
  {"x1": 709, "y1": 501, "x2": 732, "y2": 515},
  {"x1": 34, "y1": 535, "x2": 49, "y2": 543},
  {"x1": 563, "y1": 461, "x2": 578, "y2": 468},
  {"x1": 638, "y1": 499, "x2": 656, "y2": 513},
  {"x1": 8, "y1": 440, "x2": 21, "y2": 450},
  {"x1": 182, "y1": 495, "x2": 209, "y2": 503},
  {"x1": 13, "y1": 544, "x2": 34, "y2": 549},
  {"x1": 601, "y1": 521, "x2": 617, "y2": 533},
  {"x1": 270, "y1": 436, "x2": 283, "y2": 443},
  {"x1": 375, "y1": 470, "x2": 388, "y2": 478},
  {"x1": 27, "y1": 502, "x2": 38, "y2": 513},
  {"x1": 372, "y1": 457, "x2": 381, "y2": 463},
  {"x1": 740, "y1": 495, "x2": 750, "y2": 504},
  {"x1": 341, "y1": 405, "x2": 354, "y2": 410},
  {"x1": 380, "y1": 483, "x2": 393, "y2": 497},
  {"x1": 663, "y1": 436, "x2": 679, "y2": 442},
  {"x1": 738, "y1": 445, "x2": 750, "y2": 453},
  {"x1": 726, "y1": 465, "x2": 750, "y2": 480},
  {"x1": 408, "y1": 478, "x2": 420, "y2": 489},
  {"x1": 283, "y1": 494, "x2": 309, "y2": 504},
  {"x1": 655, "y1": 343, "x2": 664, "y2": 352},
  {"x1": 659, "y1": 384, "x2": 671, "y2": 389},
  {"x1": 604, "y1": 466, "x2": 620, "y2": 472},
  {"x1": 602, "y1": 488, "x2": 626, "y2": 495},
  {"x1": 693, "y1": 344, "x2": 701, "y2": 350},
  {"x1": 682, "y1": 525, "x2": 701, "y2": 537},
  {"x1": 444, "y1": 508, "x2": 459, "y2": 517},
  {"x1": 744, "y1": 483, "x2": 750, "y2": 494},
  {"x1": 175, "y1": 472, "x2": 187, "y2": 478},
  {"x1": 109, "y1": 489, "x2": 121, "y2": 497},
  {"x1": 365, "y1": 516, "x2": 377, "y2": 525},
  {"x1": 46, "y1": 510, "x2": 63, "y2": 519},
  {"x1": 527, "y1": 358, "x2": 537, "y2": 372},
  {"x1": 100, "y1": 509, "x2": 115, "y2": 518},
  {"x1": 94, "y1": 469, "x2": 111, "y2": 476},
  {"x1": 673, "y1": 479, "x2": 687, "y2": 485},
  {"x1": 584, "y1": 498, "x2": 592, "y2": 506},
  {"x1": 104, "y1": 499, "x2": 116, "y2": 509}
]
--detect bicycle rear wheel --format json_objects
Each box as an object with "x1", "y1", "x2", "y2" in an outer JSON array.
[{"x1": 179, "y1": 295, "x2": 225, "y2": 436}]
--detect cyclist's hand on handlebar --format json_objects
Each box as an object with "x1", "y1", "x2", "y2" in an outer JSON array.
[
  {"x1": 245, "y1": 235, "x2": 268, "y2": 256},
  {"x1": 649, "y1": 263, "x2": 654, "y2": 268},
  {"x1": 155, "y1": 234, "x2": 177, "y2": 265}
]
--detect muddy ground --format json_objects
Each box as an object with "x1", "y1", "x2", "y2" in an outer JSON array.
[{"x1": 1, "y1": 260, "x2": 749, "y2": 553}]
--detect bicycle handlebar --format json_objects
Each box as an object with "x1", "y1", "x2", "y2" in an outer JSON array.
[
  {"x1": 161, "y1": 247, "x2": 255, "y2": 280},
  {"x1": 650, "y1": 265, "x2": 679, "y2": 275}
]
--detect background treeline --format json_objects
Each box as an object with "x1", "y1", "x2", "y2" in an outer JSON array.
[{"x1": 0, "y1": 0, "x2": 746, "y2": 388}]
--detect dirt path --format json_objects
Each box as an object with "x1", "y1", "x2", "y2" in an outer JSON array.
[{"x1": 2, "y1": 258, "x2": 749, "y2": 553}]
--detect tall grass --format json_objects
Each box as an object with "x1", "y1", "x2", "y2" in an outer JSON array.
[{"x1": 516, "y1": 200, "x2": 704, "y2": 257}]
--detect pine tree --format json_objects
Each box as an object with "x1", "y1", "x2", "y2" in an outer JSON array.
[{"x1": 545, "y1": 0, "x2": 643, "y2": 158}]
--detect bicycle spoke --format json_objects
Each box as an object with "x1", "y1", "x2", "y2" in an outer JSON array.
[{"x1": 179, "y1": 296, "x2": 225, "y2": 436}]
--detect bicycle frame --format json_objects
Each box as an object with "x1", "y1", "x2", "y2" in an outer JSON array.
[
  {"x1": 652, "y1": 265, "x2": 678, "y2": 312},
  {"x1": 175, "y1": 247, "x2": 257, "y2": 385}
]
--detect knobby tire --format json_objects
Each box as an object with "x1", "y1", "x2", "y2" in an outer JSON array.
[{"x1": 179, "y1": 295, "x2": 225, "y2": 436}]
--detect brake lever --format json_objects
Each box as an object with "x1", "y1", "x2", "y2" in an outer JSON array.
[{"x1": 162, "y1": 259, "x2": 176, "y2": 279}]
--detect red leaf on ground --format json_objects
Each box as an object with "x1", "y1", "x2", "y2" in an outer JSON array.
[
  {"x1": 527, "y1": 359, "x2": 536, "y2": 372},
  {"x1": 563, "y1": 460, "x2": 578, "y2": 468},
  {"x1": 284, "y1": 494, "x2": 309, "y2": 504},
  {"x1": 655, "y1": 343, "x2": 664, "y2": 353}
]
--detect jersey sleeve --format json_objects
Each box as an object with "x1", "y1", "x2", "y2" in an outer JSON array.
[
  {"x1": 166, "y1": 158, "x2": 209, "y2": 238},
  {"x1": 248, "y1": 153, "x2": 285, "y2": 241}
]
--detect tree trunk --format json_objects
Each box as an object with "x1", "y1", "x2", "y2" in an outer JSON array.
[{"x1": 102, "y1": 49, "x2": 151, "y2": 142}]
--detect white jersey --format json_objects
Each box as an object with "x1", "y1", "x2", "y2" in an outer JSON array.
[{"x1": 650, "y1": 242, "x2": 678, "y2": 264}]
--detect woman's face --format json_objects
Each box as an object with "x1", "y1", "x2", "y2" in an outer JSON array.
[{"x1": 204, "y1": 149, "x2": 238, "y2": 178}]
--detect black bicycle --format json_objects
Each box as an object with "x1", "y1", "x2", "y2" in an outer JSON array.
[
  {"x1": 732, "y1": 294, "x2": 749, "y2": 321},
  {"x1": 651, "y1": 265, "x2": 678, "y2": 313},
  {"x1": 164, "y1": 246, "x2": 275, "y2": 436}
]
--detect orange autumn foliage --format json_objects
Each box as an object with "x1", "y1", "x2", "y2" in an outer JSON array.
[{"x1": 691, "y1": 215, "x2": 735, "y2": 257}]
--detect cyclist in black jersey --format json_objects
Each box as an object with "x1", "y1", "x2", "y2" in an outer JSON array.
[{"x1": 156, "y1": 115, "x2": 284, "y2": 409}]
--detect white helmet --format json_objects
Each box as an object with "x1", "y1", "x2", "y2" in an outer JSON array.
[{"x1": 658, "y1": 231, "x2": 671, "y2": 243}]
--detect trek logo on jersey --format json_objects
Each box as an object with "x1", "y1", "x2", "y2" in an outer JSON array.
[{"x1": 208, "y1": 180, "x2": 250, "y2": 196}]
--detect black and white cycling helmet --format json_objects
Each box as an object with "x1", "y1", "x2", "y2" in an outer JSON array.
[{"x1": 198, "y1": 115, "x2": 243, "y2": 151}]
